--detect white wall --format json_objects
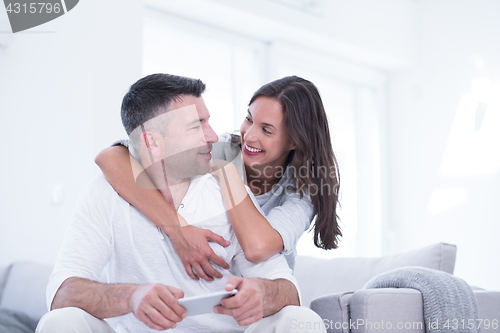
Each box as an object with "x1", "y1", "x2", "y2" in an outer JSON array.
[
  {"x1": 148, "y1": 0, "x2": 417, "y2": 69},
  {"x1": 0, "y1": 0, "x2": 142, "y2": 267},
  {"x1": 387, "y1": 0, "x2": 500, "y2": 290}
]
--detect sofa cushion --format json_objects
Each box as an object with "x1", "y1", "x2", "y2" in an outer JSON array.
[
  {"x1": 474, "y1": 290, "x2": 500, "y2": 326},
  {"x1": 310, "y1": 291, "x2": 353, "y2": 333},
  {"x1": 295, "y1": 242, "x2": 456, "y2": 307},
  {"x1": 0, "y1": 262, "x2": 53, "y2": 321}
]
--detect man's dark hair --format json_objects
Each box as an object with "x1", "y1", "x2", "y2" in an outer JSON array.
[{"x1": 121, "y1": 73, "x2": 206, "y2": 135}]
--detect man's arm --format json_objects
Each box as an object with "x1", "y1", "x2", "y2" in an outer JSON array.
[
  {"x1": 52, "y1": 277, "x2": 187, "y2": 331},
  {"x1": 259, "y1": 277, "x2": 300, "y2": 316},
  {"x1": 214, "y1": 276, "x2": 299, "y2": 326},
  {"x1": 51, "y1": 277, "x2": 135, "y2": 317},
  {"x1": 47, "y1": 175, "x2": 187, "y2": 331}
]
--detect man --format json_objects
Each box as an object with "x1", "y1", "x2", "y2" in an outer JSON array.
[{"x1": 36, "y1": 74, "x2": 325, "y2": 333}]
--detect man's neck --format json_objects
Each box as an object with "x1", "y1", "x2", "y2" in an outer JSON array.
[
  {"x1": 146, "y1": 164, "x2": 190, "y2": 210},
  {"x1": 158, "y1": 181, "x2": 190, "y2": 210}
]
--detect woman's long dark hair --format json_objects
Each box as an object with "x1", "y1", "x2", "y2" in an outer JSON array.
[{"x1": 249, "y1": 76, "x2": 341, "y2": 250}]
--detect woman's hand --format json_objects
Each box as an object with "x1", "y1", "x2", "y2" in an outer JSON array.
[{"x1": 169, "y1": 225, "x2": 231, "y2": 281}]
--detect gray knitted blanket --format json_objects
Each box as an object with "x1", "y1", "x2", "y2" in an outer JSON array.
[{"x1": 363, "y1": 267, "x2": 480, "y2": 333}]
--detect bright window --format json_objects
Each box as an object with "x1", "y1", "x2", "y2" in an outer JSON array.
[{"x1": 142, "y1": 10, "x2": 385, "y2": 259}]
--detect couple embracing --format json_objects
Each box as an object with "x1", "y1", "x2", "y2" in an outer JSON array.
[{"x1": 37, "y1": 73, "x2": 341, "y2": 333}]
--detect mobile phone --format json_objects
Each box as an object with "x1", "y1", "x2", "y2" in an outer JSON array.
[{"x1": 178, "y1": 289, "x2": 238, "y2": 316}]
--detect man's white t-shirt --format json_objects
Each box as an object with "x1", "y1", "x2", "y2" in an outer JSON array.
[{"x1": 46, "y1": 174, "x2": 300, "y2": 333}]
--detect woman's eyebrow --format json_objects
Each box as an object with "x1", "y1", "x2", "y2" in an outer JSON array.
[
  {"x1": 248, "y1": 109, "x2": 276, "y2": 129},
  {"x1": 262, "y1": 122, "x2": 276, "y2": 129}
]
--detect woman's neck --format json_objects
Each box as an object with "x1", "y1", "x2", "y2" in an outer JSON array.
[{"x1": 245, "y1": 163, "x2": 287, "y2": 196}]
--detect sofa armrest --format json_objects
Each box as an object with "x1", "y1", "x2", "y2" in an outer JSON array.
[
  {"x1": 0, "y1": 264, "x2": 12, "y2": 301},
  {"x1": 310, "y1": 291, "x2": 354, "y2": 333},
  {"x1": 349, "y1": 288, "x2": 425, "y2": 333},
  {"x1": 348, "y1": 288, "x2": 500, "y2": 333},
  {"x1": 0, "y1": 262, "x2": 53, "y2": 321},
  {"x1": 474, "y1": 290, "x2": 500, "y2": 332}
]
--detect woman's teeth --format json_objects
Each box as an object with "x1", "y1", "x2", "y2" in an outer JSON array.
[{"x1": 245, "y1": 144, "x2": 263, "y2": 153}]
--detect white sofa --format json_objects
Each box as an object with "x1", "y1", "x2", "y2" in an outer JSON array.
[
  {"x1": 0, "y1": 261, "x2": 52, "y2": 332},
  {"x1": 294, "y1": 242, "x2": 500, "y2": 333},
  {"x1": 1, "y1": 242, "x2": 499, "y2": 332}
]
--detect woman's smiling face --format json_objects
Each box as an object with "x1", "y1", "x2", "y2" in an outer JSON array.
[{"x1": 239, "y1": 96, "x2": 295, "y2": 170}]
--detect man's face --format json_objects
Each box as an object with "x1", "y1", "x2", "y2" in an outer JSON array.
[{"x1": 158, "y1": 95, "x2": 218, "y2": 178}]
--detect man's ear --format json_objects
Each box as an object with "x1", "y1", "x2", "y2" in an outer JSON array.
[{"x1": 141, "y1": 131, "x2": 162, "y2": 157}]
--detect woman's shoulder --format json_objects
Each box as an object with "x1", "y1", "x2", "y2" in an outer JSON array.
[
  {"x1": 213, "y1": 132, "x2": 241, "y2": 160},
  {"x1": 217, "y1": 132, "x2": 231, "y2": 143},
  {"x1": 217, "y1": 131, "x2": 241, "y2": 145}
]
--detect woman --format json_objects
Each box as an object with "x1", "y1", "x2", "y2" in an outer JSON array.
[{"x1": 95, "y1": 76, "x2": 341, "y2": 281}]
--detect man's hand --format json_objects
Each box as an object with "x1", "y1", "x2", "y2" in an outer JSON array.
[
  {"x1": 170, "y1": 225, "x2": 231, "y2": 281},
  {"x1": 213, "y1": 276, "x2": 265, "y2": 326},
  {"x1": 130, "y1": 284, "x2": 187, "y2": 331}
]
